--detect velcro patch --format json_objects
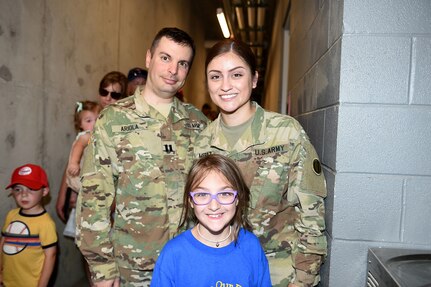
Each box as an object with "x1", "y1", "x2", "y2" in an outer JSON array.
[
  {"x1": 185, "y1": 121, "x2": 204, "y2": 130},
  {"x1": 112, "y1": 124, "x2": 140, "y2": 133},
  {"x1": 162, "y1": 141, "x2": 176, "y2": 154}
]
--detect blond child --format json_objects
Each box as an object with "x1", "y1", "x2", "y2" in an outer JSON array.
[
  {"x1": 63, "y1": 101, "x2": 101, "y2": 237},
  {"x1": 1, "y1": 164, "x2": 57, "y2": 287}
]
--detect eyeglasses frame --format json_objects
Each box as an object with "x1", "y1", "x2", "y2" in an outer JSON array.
[{"x1": 189, "y1": 190, "x2": 238, "y2": 206}]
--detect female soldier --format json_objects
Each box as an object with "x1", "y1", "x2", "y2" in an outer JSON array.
[{"x1": 193, "y1": 39, "x2": 327, "y2": 287}]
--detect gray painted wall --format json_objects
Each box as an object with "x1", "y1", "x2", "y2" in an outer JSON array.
[
  {"x1": 332, "y1": 1, "x2": 431, "y2": 286},
  {"x1": 287, "y1": 0, "x2": 431, "y2": 286}
]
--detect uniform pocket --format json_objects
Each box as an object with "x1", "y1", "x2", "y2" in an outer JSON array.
[{"x1": 250, "y1": 152, "x2": 290, "y2": 211}]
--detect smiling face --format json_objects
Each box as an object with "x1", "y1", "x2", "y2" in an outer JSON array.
[
  {"x1": 190, "y1": 169, "x2": 238, "y2": 240},
  {"x1": 206, "y1": 51, "x2": 258, "y2": 124},
  {"x1": 11, "y1": 184, "x2": 48, "y2": 214},
  {"x1": 145, "y1": 36, "x2": 193, "y2": 104}
]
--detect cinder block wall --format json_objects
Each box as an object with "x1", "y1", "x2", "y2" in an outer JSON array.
[
  {"x1": 286, "y1": 0, "x2": 342, "y2": 284},
  {"x1": 0, "y1": 1, "x2": 206, "y2": 286},
  {"x1": 330, "y1": 1, "x2": 431, "y2": 286},
  {"x1": 286, "y1": 0, "x2": 431, "y2": 286}
]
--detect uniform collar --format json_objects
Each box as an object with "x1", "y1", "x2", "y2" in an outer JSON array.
[
  {"x1": 210, "y1": 102, "x2": 267, "y2": 152},
  {"x1": 133, "y1": 86, "x2": 189, "y2": 123}
]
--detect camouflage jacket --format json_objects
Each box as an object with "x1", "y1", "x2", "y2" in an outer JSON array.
[
  {"x1": 193, "y1": 103, "x2": 327, "y2": 286},
  {"x1": 76, "y1": 89, "x2": 208, "y2": 281}
]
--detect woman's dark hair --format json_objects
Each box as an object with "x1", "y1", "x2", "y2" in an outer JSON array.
[
  {"x1": 150, "y1": 27, "x2": 196, "y2": 69},
  {"x1": 179, "y1": 154, "x2": 252, "y2": 243},
  {"x1": 98, "y1": 71, "x2": 128, "y2": 100},
  {"x1": 205, "y1": 39, "x2": 257, "y2": 77}
]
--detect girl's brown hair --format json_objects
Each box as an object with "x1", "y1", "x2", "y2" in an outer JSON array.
[
  {"x1": 179, "y1": 154, "x2": 252, "y2": 243},
  {"x1": 74, "y1": 100, "x2": 102, "y2": 132}
]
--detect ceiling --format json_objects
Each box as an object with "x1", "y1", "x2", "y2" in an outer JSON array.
[
  {"x1": 192, "y1": 0, "x2": 227, "y2": 44},
  {"x1": 192, "y1": 0, "x2": 276, "y2": 103}
]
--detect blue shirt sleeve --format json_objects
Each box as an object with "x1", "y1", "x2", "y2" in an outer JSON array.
[
  {"x1": 151, "y1": 242, "x2": 175, "y2": 287},
  {"x1": 258, "y1": 240, "x2": 272, "y2": 287}
]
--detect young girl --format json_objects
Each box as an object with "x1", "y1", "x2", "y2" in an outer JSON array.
[
  {"x1": 151, "y1": 154, "x2": 272, "y2": 287},
  {"x1": 63, "y1": 100, "x2": 101, "y2": 237}
]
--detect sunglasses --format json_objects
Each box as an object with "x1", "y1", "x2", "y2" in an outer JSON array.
[{"x1": 99, "y1": 88, "x2": 122, "y2": 100}]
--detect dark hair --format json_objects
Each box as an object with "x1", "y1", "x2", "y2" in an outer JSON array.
[
  {"x1": 98, "y1": 71, "x2": 128, "y2": 99},
  {"x1": 127, "y1": 67, "x2": 148, "y2": 82},
  {"x1": 74, "y1": 100, "x2": 102, "y2": 132},
  {"x1": 205, "y1": 39, "x2": 257, "y2": 78},
  {"x1": 179, "y1": 154, "x2": 252, "y2": 243},
  {"x1": 150, "y1": 27, "x2": 196, "y2": 69}
]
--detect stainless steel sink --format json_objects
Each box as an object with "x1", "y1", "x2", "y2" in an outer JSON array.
[{"x1": 367, "y1": 247, "x2": 431, "y2": 287}]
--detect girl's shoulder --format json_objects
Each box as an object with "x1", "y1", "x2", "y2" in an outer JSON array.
[
  {"x1": 158, "y1": 230, "x2": 191, "y2": 257},
  {"x1": 164, "y1": 230, "x2": 191, "y2": 248},
  {"x1": 237, "y1": 228, "x2": 263, "y2": 247},
  {"x1": 75, "y1": 130, "x2": 92, "y2": 144},
  {"x1": 238, "y1": 228, "x2": 257, "y2": 238},
  {"x1": 76, "y1": 130, "x2": 91, "y2": 139}
]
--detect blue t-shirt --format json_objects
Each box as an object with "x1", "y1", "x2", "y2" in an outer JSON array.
[{"x1": 151, "y1": 228, "x2": 272, "y2": 287}]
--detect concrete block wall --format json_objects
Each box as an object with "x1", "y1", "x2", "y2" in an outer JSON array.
[
  {"x1": 286, "y1": 0, "x2": 431, "y2": 286},
  {"x1": 330, "y1": 1, "x2": 431, "y2": 286},
  {"x1": 287, "y1": 1, "x2": 343, "y2": 286},
  {"x1": 0, "y1": 1, "x2": 206, "y2": 286}
]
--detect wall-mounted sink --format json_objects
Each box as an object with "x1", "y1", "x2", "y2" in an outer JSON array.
[
  {"x1": 386, "y1": 254, "x2": 431, "y2": 286},
  {"x1": 367, "y1": 247, "x2": 431, "y2": 287}
]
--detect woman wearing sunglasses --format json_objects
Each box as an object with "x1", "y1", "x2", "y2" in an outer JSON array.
[
  {"x1": 98, "y1": 71, "x2": 128, "y2": 108},
  {"x1": 56, "y1": 70, "x2": 128, "y2": 222},
  {"x1": 151, "y1": 154, "x2": 271, "y2": 287},
  {"x1": 55, "y1": 70, "x2": 128, "y2": 285}
]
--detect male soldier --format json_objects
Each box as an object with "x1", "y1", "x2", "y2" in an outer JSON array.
[{"x1": 76, "y1": 27, "x2": 209, "y2": 287}]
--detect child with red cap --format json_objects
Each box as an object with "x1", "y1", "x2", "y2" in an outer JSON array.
[{"x1": 0, "y1": 164, "x2": 58, "y2": 287}]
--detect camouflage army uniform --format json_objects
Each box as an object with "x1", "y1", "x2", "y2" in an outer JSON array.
[
  {"x1": 76, "y1": 87, "x2": 208, "y2": 286},
  {"x1": 193, "y1": 103, "x2": 327, "y2": 287}
]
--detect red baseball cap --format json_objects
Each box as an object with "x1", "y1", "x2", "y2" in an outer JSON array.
[{"x1": 6, "y1": 164, "x2": 49, "y2": 190}]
